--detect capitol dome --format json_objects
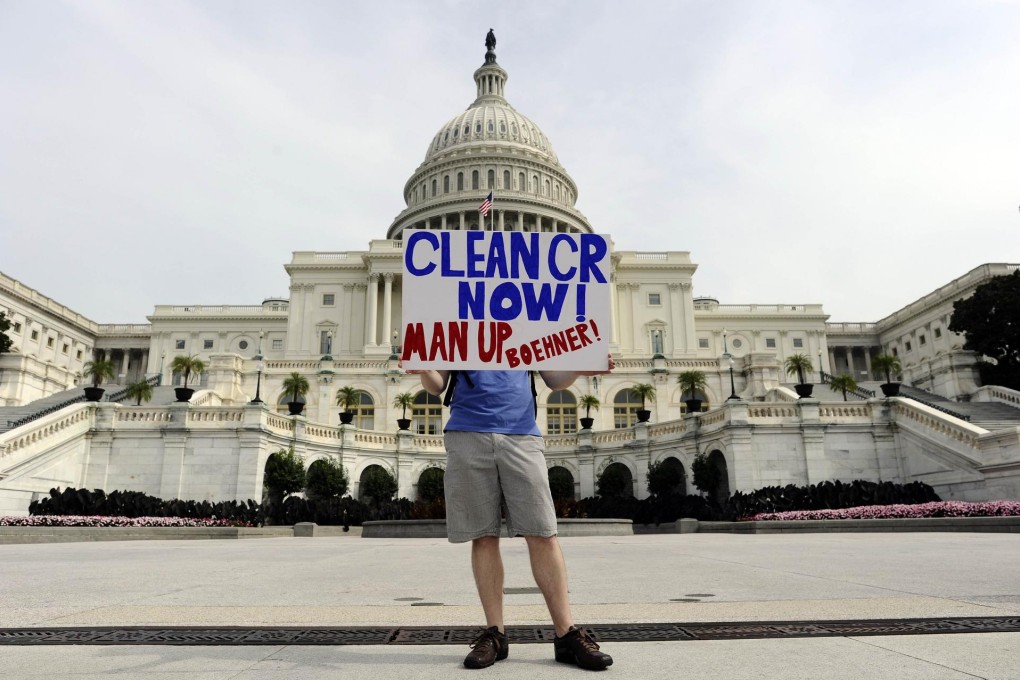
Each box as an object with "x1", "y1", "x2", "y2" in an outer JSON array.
[{"x1": 386, "y1": 33, "x2": 592, "y2": 239}]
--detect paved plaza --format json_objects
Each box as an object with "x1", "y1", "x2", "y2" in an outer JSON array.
[{"x1": 1, "y1": 532, "x2": 1018, "y2": 679}]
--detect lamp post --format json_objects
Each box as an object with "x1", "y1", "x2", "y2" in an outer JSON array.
[
  {"x1": 322, "y1": 330, "x2": 333, "y2": 361},
  {"x1": 251, "y1": 331, "x2": 264, "y2": 404},
  {"x1": 722, "y1": 329, "x2": 737, "y2": 400},
  {"x1": 158, "y1": 353, "x2": 165, "y2": 386}
]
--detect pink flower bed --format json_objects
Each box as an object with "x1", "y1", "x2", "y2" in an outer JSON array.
[
  {"x1": 0, "y1": 515, "x2": 252, "y2": 528},
  {"x1": 745, "y1": 500, "x2": 1020, "y2": 522}
]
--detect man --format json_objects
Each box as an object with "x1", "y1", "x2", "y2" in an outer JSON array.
[{"x1": 406, "y1": 362, "x2": 615, "y2": 671}]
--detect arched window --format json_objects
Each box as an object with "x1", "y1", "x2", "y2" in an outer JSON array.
[
  {"x1": 412, "y1": 390, "x2": 443, "y2": 435},
  {"x1": 518, "y1": 172, "x2": 525, "y2": 191},
  {"x1": 546, "y1": 390, "x2": 577, "y2": 435},
  {"x1": 487, "y1": 169, "x2": 495, "y2": 189},
  {"x1": 503, "y1": 170, "x2": 511, "y2": 189},
  {"x1": 463, "y1": 124, "x2": 470, "y2": 136},
  {"x1": 487, "y1": 121, "x2": 494, "y2": 133},
  {"x1": 544, "y1": 179, "x2": 551, "y2": 196},
  {"x1": 472, "y1": 170, "x2": 479, "y2": 190},
  {"x1": 443, "y1": 175, "x2": 450, "y2": 193},
  {"x1": 680, "y1": 390, "x2": 710, "y2": 414},
  {"x1": 554, "y1": 184, "x2": 560, "y2": 200},
  {"x1": 475, "y1": 122, "x2": 482, "y2": 135},
  {"x1": 457, "y1": 172, "x2": 464, "y2": 191},
  {"x1": 431, "y1": 179, "x2": 437, "y2": 197},
  {"x1": 532, "y1": 175, "x2": 539, "y2": 194},
  {"x1": 350, "y1": 391, "x2": 375, "y2": 429},
  {"x1": 613, "y1": 389, "x2": 643, "y2": 428}
]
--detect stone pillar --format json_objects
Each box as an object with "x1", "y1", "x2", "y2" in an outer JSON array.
[
  {"x1": 668, "y1": 282, "x2": 682, "y2": 354},
  {"x1": 610, "y1": 275, "x2": 621, "y2": 345},
  {"x1": 577, "y1": 447, "x2": 595, "y2": 499},
  {"x1": 341, "y1": 284, "x2": 354, "y2": 353},
  {"x1": 616, "y1": 283, "x2": 629, "y2": 350},
  {"x1": 366, "y1": 274, "x2": 379, "y2": 346},
  {"x1": 159, "y1": 425, "x2": 189, "y2": 500},
  {"x1": 797, "y1": 399, "x2": 826, "y2": 484},
  {"x1": 441, "y1": 214, "x2": 447, "y2": 230},
  {"x1": 863, "y1": 350, "x2": 873, "y2": 380},
  {"x1": 382, "y1": 273, "x2": 393, "y2": 347},
  {"x1": 236, "y1": 410, "x2": 266, "y2": 502},
  {"x1": 629, "y1": 283, "x2": 641, "y2": 351},
  {"x1": 459, "y1": 211, "x2": 465, "y2": 231},
  {"x1": 498, "y1": 210, "x2": 505, "y2": 231}
]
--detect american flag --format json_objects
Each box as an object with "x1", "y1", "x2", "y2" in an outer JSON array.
[{"x1": 479, "y1": 192, "x2": 493, "y2": 217}]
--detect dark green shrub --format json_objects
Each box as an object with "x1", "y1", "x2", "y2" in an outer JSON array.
[
  {"x1": 263, "y1": 448, "x2": 306, "y2": 505},
  {"x1": 28, "y1": 487, "x2": 265, "y2": 525},
  {"x1": 360, "y1": 466, "x2": 398, "y2": 505},
  {"x1": 647, "y1": 459, "x2": 685, "y2": 496},
  {"x1": 691, "y1": 452, "x2": 721, "y2": 495},
  {"x1": 727, "y1": 480, "x2": 940, "y2": 519},
  {"x1": 548, "y1": 467, "x2": 575, "y2": 501},
  {"x1": 417, "y1": 467, "x2": 445, "y2": 503},
  {"x1": 596, "y1": 464, "x2": 632, "y2": 498},
  {"x1": 305, "y1": 457, "x2": 348, "y2": 500}
]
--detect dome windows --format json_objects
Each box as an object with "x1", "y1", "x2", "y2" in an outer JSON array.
[
  {"x1": 487, "y1": 169, "x2": 495, "y2": 189},
  {"x1": 487, "y1": 121, "x2": 494, "y2": 134},
  {"x1": 431, "y1": 179, "x2": 437, "y2": 197},
  {"x1": 518, "y1": 172, "x2": 525, "y2": 191},
  {"x1": 472, "y1": 170, "x2": 479, "y2": 190},
  {"x1": 499, "y1": 121, "x2": 506, "y2": 134},
  {"x1": 511, "y1": 123, "x2": 518, "y2": 137},
  {"x1": 503, "y1": 170, "x2": 510, "y2": 189},
  {"x1": 443, "y1": 175, "x2": 450, "y2": 194},
  {"x1": 457, "y1": 172, "x2": 464, "y2": 191},
  {"x1": 464, "y1": 124, "x2": 470, "y2": 136},
  {"x1": 475, "y1": 122, "x2": 482, "y2": 135},
  {"x1": 452, "y1": 128, "x2": 459, "y2": 139}
]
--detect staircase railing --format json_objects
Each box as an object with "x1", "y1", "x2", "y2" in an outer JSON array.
[
  {"x1": 899, "y1": 388, "x2": 971, "y2": 422},
  {"x1": 106, "y1": 374, "x2": 162, "y2": 404},
  {"x1": 819, "y1": 371, "x2": 876, "y2": 399},
  {"x1": 6, "y1": 394, "x2": 86, "y2": 430}
]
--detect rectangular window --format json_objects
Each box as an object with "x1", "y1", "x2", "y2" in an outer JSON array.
[
  {"x1": 934, "y1": 327, "x2": 942, "y2": 338},
  {"x1": 62, "y1": 344, "x2": 69, "y2": 354},
  {"x1": 76, "y1": 350, "x2": 83, "y2": 360},
  {"x1": 272, "y1": 339, "x2": 283, "y2": 350},
  {"x1": 46, "y1": 337, "x2": 54, "y2": 348},
  {"x1": 31, "y1": 330, "x2": 39, "y2": 341},
  {"x1": 698, "y1": 338, "x2": 709, "y2": 349},
  {"x1": 322, "y1": 293, "x2": 335, "y2": 306},
  {"x1": 793, "y1": 338, "x2": 804, "y2": 348},
  {"x1": 892, "y1": 347, "x2": 899, "y2": 357},
  {"x1": 919, "y1": 335, "x2": 927, "y2": 346},
  {"x1": 320, "y1": 331, "x2": 332, "y2": 355},
  {"x1": 766, "y1": 338, "x2": 776, "y2": 349},
  {"x1": 647, "y1": 293, "x2": 661, "y2": 306},
  {"x1": 203, "y1": 339, "x2": 214, "y2": 350},
  {"x1": 12, "y1": 322, "x2": 21, "y2": 333},
  {"x1": 905, "y1": 341, "x2": 912, "y2": 352},
  {"x1": 175, "y1": 339, "x2": 186, "y2": 350}
]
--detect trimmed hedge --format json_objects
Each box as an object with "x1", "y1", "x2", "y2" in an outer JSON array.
[
  {"x1": 727, "y1": 480, "x2": 939, "y2": 520},
  {"x1": 29, "y1": 488, "x2": 265, "y2": 525}
]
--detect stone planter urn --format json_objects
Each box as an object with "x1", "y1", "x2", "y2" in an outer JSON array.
[
  {"x1": 83, "y1": 387, "x2": 105, "y2": 402},
  {"x1": 339, "y1": 411, "x2": 355, "y2": 424},
  {"x1": 794, "y1": 383, "x2": 814, "y2": 399},
  {"x1": 287, "y1": 401, "x2": 305, "y2": 415},
  {"x1": 880, "y1": 382, "x2": 901, "y2": 397},
  {"x1": 579, "y1": 417, "x2": 595, "y2": 430},
  {"x1": 684, "y1": 398, "x2": 702, "y2": 414},
  {"x1": 636, "y1": 409, "x2": 651, "y2": 423},
  {"x1": 174, "y1": 387, "x2": 194, "y2": 403},
  {"x1": 397, "y1": 418, "x2": 412, "y2": 430}
]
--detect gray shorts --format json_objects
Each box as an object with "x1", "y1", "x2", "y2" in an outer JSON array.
[{"x1": 444, "y1": 430, "x2": 558, "y2": 543}]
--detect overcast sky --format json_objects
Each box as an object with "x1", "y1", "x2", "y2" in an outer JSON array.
[{"x1": 2, "y1": 0, "x2": 1018, "y2": 324}]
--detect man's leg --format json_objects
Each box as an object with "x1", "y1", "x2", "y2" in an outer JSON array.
[
  {"x1": 524, "y1": 535, "x2": 573, "y2": 636},
  {"x1": 472, "y1": 536, "x2": 505, "y2": 631}
]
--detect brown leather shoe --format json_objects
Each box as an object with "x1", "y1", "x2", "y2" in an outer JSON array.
[
  {"x1": 554, "y1": 626, "x2": 613, "y2": 671},
  {"x1": 464, "y1": 626, "x2": 509, "y2": 669}
]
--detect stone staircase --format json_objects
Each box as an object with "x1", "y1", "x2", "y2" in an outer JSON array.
[
  {"x1": 0, "y1": 380, "x2": 177, "y2": 434},
  {"x1": 897, "y1": 385, "x2": 1020, "y2": 431}
]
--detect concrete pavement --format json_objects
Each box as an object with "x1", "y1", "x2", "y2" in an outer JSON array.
[{"x1": 1, "y1": 533, "x2": 1018, "y2": 678}]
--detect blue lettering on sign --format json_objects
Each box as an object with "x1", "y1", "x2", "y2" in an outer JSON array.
[
  {"x1": 466, "y1": 232, "x2": 486, "y2": 277},
  {"x1": 580, "y1": 234, "x2": 609, "y2": 283},
  {"x1": 405, "y1": 231, "x2": 439, "y2": 276},
  {"x1": 441, "y1": 232, "x2": 465, "y2": 276},
  {"x1": 549, "y1": 234, "x2": 577, "y2": 281}
]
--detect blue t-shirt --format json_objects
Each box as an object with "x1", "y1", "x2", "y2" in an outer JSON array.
[{"x1": 444, "y1": 370, "x2": 540, "y2": 436}]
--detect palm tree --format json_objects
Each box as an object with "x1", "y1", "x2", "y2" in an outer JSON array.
[
  {"x1": 873, "y1": 353, "x2": 903, "y2": 396},
  {"x1": 81, "y1": 358, "x2": 116, "y2": 401},
  {"x1": 631, "y1": 383, "x2": 656, "y2": 423},
  {"x1": 579, "y1": 393, "x2": 600, "y2": 429},
  {"x1": 677, "y1": 370, "x2": 709, "y2": 413},
  {"x1": 336, "y1": 385, "x2": 360, "y2": 424},
  {"x1": 873, "y1": 354, "x2": 902, "y2": 384},
  {"x1": 828, "y1": 373, "x2": 858, "y2": 401},
  {"x1": 126, "y1": 380, "x2": 153, "y2": 406},
  {"x1": 170, "y1": 355, "x2": 206, "y2": 390},
  {"x1": 784, "y1": 354, "x2": 814, "y2": 385},
  {"x1": 393, "y1": 391, "x2": 414, "y2": 429},
  {"x1": 282, "y1": 372, "x2": 310, "y2": 403},
  {"x1": 82, "y1": 358, "x2": 116, "y2": 388}
]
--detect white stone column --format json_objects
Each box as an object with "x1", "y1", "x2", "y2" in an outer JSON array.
[
  {"x1": 459, "y1": 211, "x2": 465, "y2": 230},
  {"x1": 366, "y1": 274, "x2": 379, "y2": 346},
  {"x1": 120, "y1": 351, "x2": 130, "y2": 383},
  {"x1": 610, "y1": 275, "x2": 621, "y2": 344},
  {"x1": 441, "y1": 214, "x2": 447, "y2": 230},
  {"x1": 668, "y1": 282, "x2": 682, "y2": 354},
  {"x1": 382, "y1": 273, "x2": 393, "y2": 348},
  {"x1": 498, "y1": 210, "x2": 505, "y2": 231},
  {"x1": 342, "y1": 283, "x2": 354, "y2": 353},
  {"x1": 629, "y1": 283, "x2": 641, "y2": 351},
  {"x1": 616, "y1": 283, "x2": 629, "y2": 350}
]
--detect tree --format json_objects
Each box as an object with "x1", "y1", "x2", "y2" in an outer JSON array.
[
  {"x1": 417, "y1": 467, "x2": 445, "y2": 502},
  {"x1": 305, "y1": 457, "x2": 348, "y2": 500},
  {"x1": 828, "y1": 373, "x2": 858, "y2": 401},
  {"x1": 393, "y1": 392, "x2": 414, "y2": 420},
  {"x1": 282, "y1": 372, "x2": 310, "y2": 403},
  {"x1": 596, "y1": 463, "x2": 632, "y2": 497},
  {"x1": 579, "y1": 394, "x2": 600, "y2": 419},
  {"x1": 263, "y1": 447, "x2": 306, "y2": 505},
  {"x1": 170, "y1": 355, "x2": 206, "y2": 389},
  {"x1": 126, "y1": 380, "x2": 153, "y2": 405},
  {"x1": 676, "y1": 370, "x2": 708, "y2": 399},
  {"x1": 0, "y1": 312, "x2": 13, "y2": 355},
  {"x1": 872, "y1": 354, "x2": 902, "y2": 384},
  {"x1": 691, "y1": 452, "x2": 721, "y2": 496},
  {"x1": 784, "y1": 354, "x2": 813, "y2": 385},
  {"x1": 631, "y1": 383, "x2": 656, "y2": 410},
  {"x1": 82, "y1": 358, "x2": 116, "y2": 387},
  {"x1": 547, "y1": 467, "x2": 574, "y2": 500},
  {"x1": 647, "y1": 459, "x2": 685, "y2": 496},
  {"x1": 360, "y1": 465, "x2": 398, "y2": 505},
  {"x1": 949, "y1": 270, "x2": 1020, "y2": 386},
  {"x1": 336, "y1": 385, "x2": 360, "y2": 412}
]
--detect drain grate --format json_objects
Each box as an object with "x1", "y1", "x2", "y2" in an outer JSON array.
[{"x1": 0, "y1": 617, "x2": 1017, "y2": 646}]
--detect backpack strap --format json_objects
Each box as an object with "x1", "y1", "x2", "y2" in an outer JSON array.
[
  {"x1": 530, "y1": 371, "x2": 538, "y2": 418},
  {"x1": 442, "y1": 371, "x2": 459, "y2": 408}
]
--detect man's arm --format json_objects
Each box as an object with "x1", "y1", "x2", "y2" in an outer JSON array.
[
  {"x1": 404, "y1": 368, "x2": 451, "y2": 396},
  {"x1": 540, "y1": 354, "x2": 616, "y2": 390}
]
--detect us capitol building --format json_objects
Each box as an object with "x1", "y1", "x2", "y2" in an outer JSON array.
[{"x1": 2, "y1": 35, "x2": 1018, "y2": 514}]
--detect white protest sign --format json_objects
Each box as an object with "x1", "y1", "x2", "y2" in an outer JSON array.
[{"x1": 400, "y1": 230, "x2": 611, "y2": 370}]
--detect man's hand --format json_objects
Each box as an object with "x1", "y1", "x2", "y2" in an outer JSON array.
[{"x1": 576, "y1": 353, "x2": 615, "y2": 376}]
